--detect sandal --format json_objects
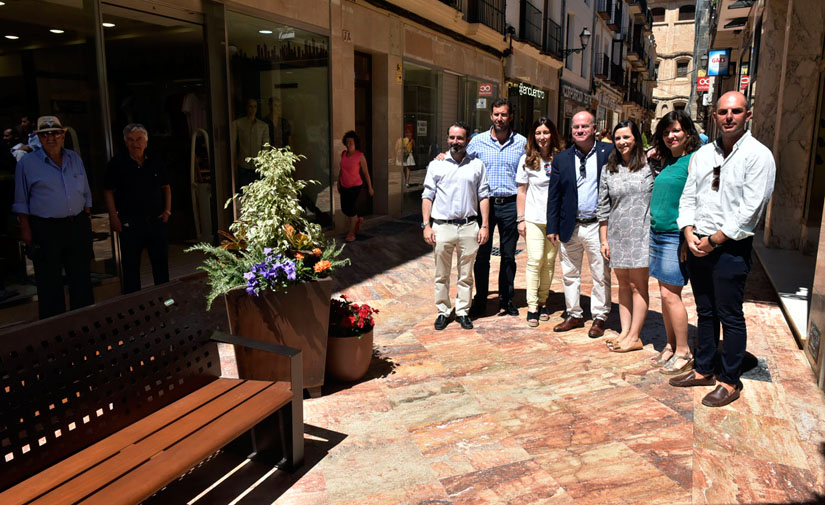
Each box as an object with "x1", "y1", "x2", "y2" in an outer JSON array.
[
  {"x1": 651, "y1": 345, "x2": 675, "y2": 366},
  {"x1": 354, "y1": 217, "x2": 364, "y2": 235},
  {"x1": 538, "y1": 305, "x2": 550, "y2": 321},
  {"x1": 345, "y1": 234, "x2": 356, "y2": 242},
  {"x1": 610, "y1": 339, "x2": 644, "y2": 353},
  {"x1": 659, "y1": 352, "x2": 694, "y2": 375}
]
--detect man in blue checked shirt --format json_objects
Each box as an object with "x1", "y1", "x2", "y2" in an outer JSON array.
[{"x1": 467, "y1": 98, "x2": 526, "y2": 317}]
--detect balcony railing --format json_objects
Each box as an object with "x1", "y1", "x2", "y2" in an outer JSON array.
[
  {"x1": 520, "y1": 0, "x2": 543, "y2": 48},
  {"x1": 438, "y1": 0, "x2": 463, "y2": 10},
  {"x1": 609, "y1": 62, "x2": 625, "y2": 88},
  {"x1": 594, "y1": 53, "x2": 609, "y2": 78},
  {"x1": 468, "y1": 0, "x2": 505, "y2": 33},
  {"x1": 597, "y1": 0, "x2": 613, "y2": 20},
  {"x1": 543, "y1": 17, "x2": 563, "y2": 59}
]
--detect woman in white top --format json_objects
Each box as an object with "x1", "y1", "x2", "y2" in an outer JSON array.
[{"x1": 517, "y1": 117, "x2": 563, "y2": 327}]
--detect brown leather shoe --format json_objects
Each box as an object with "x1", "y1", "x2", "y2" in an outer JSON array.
[
  {"x1": 702, "y1": 383, "x2": 742, "y2": 407},
  {"x1": 553, "y1": 316, "x2": 584, "y2": 332},
  {"x1": 668, "y1": 370, "x2": 716, "y2": 387},
  {"x1": 587, "y1": 318, "x2": 606, "y2": 338}
]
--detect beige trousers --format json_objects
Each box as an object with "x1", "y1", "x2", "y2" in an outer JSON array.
[
  {"x1": 525, "y1": 221, "x2": 558, "y2": 312},
  {"x1": 433, "y1": 221, "x2": 480, "y2": 316},
  {"x1": 559, "y1": 221, "x2": 611, "y2": 319}
]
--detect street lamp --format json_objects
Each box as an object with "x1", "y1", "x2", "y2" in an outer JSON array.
[
  {"x1": 700, "y1": 53, "x2": 708, "y2": 69},
  {"x1": 562, "y1": 28, "x2": 591, "y2": 58}
]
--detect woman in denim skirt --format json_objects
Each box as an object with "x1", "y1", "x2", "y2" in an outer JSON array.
[{"x1": 647, "y1": 111, "x2": 702, "y2": 374}]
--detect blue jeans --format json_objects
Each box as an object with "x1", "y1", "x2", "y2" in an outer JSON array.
[{"x1": 688, "y1": 237, "x2": 753, "y2": 385}]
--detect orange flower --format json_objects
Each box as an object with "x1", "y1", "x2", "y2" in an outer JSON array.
[
  {"x1": 313, "y1": 260, "x2": 331, "y2": 273},
  {"x1": 312, "y1": 248, "x2": 323, "y2": 256},
  {"x1": 295, "y1": 253, "x2": 305, "y2": 261}
]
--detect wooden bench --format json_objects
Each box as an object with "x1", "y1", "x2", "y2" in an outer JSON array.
[{"x1": 0, "y1": 278, "x2": 303, "y2": 505}]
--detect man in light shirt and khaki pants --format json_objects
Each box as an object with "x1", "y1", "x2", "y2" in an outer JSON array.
[
  {"x1": 422, "y1": 121, "x2": 490, "y2": 331},
  {"x1": 671, "y1": 91, "x2": 776, "y2": 407}
]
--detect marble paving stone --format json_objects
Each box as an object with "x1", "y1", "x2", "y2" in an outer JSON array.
[
  {"x1": 409, "y1": 413, "x2": 532, "y2": 479},
  {"x1": 623, "y1": 423, "x2": 694, "y2": 490},
  {"x1": 330, "y1": 481, "x2": 451, "y2": 505},
  {"x1": 692, "y1": 446, "x2": 819, "y2": 505},
  {"x1": 383, "y1": 380, "x2": 485, "y2": 430},
  {"x1": 693, "y1": 406, "x2": 810, "y2": 469},
  {"x1": 534, "y1": 442, "x2": 690, "y2": 505},
  {"x1": 440, "y1": 459, "x2": 576, "y2": 505}
]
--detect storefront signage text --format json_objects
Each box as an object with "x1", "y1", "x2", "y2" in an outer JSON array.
[
  {"x1": 697, "y1": 76, "x2": 710, "y2": 92},
  {"x1": 509, "y1": 81, "x2": 545, "y2": 100},
  {"x1": 478, "y1": 83, "x2": 494, "y2": 97},
  {"x1": 708, "y1": 49, "x2": 731, "y2": 76},
  {"x1": 561, "y1": 84, "x2": 591, "y2": 106}
]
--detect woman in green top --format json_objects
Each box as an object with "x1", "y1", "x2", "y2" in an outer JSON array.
[{"x1": 648, "y1": 111, "x2": 702, "y2": 375}]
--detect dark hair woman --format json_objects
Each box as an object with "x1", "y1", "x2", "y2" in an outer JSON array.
[
  {"x1": 597, "y1": 120, "x2": 654, "y2": 353},
  {"x1": 339, "y1": 130, "x2": 374, "y2": 242},
  {"x1": 648, "y1": 110, "x2": 702, "y2": 374},
  {"x1": 516, "y1": 117, "x2": 563, "y2": 326}
]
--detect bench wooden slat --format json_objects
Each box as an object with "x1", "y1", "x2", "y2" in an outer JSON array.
[
  {"x1": 27, "y1": 380, "x2": 273, "y2": 505},
  {"x1": 0, "y1": 379, "x2": 242, "y2": 505},
  {"x1": 79, "y1": 381, "x2": 293, "y2": 505}
]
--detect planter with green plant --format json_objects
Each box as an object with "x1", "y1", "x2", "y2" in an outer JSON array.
[{"x1": 187, "y1": 147, "x2": 349, "y2": 392}]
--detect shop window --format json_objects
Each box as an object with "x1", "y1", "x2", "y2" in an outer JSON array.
[
  {"x1": 676, "y1": 59, "x2": 690, "y2": 78},
  {"x1": 226, "y1": 11, "x2": 331, "y2": 225},
  {"x1": 678, "y1": 5, "x2": 695, "y2": 21},
  {"x1": 674, "y1": 103, "x2": 686, "y2": 111},
  {"x1": 652, "y1": 8, "x2": 665, "y2": 23}
]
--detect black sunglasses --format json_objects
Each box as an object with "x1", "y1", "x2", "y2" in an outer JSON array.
[{"x1": 712, "y1": 165, "x2": 721, "y2": 191}]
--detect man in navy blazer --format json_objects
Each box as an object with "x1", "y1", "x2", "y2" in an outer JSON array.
[{"x1": 546, "y1": 111, "x2": 613, "y2": 337}]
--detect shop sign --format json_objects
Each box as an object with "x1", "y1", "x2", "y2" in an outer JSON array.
[
  {"x1": 739, "y1": 74, "x2": 750, "y2": 93},
  {"x1": 697, "y1": 76, "x2": 710, "y2": 92},
  {"x1": 478, "y1": 83, "x2": 494, "y2": 97},
  {"x1": 417, "y1": 120, "x2": 427, "y2": 136},
  {"x1": 561, "y1": 83, "x2": 591, "y2": 106},
  {"x1": 708, "y1": 49, "x2": 731, "y2": 76},
  {"x1": 476, "y1": 98, "x2": 487, "y2": 109},
  {"x1": 509, "y1": 81, "x2": 546, "y2": 99},
  {"x1": 598, "y1": 91, "x2": 620, "y2": 111}
]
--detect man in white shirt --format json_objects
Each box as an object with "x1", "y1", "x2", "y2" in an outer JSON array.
[
  {"x1": 231, "y1": 98, "x2": 269, "y2": 190},
  {"x1": 672, "y1": 91, "x2": 776, "y2": 407},
  {"x1": 422, "y1": 121, "x2": 490, "y2": 331}
]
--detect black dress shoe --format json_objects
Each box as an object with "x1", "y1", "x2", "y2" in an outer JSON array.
[
  {"x1": 499, "y1": 300, "x2": 519, "y2": 316},
  {"x1": 456, "y1": 315, "x2": 473, "y2": 329},
  {"x1": 434, "y1": 314, "x2": 449, "y2": 331},
  {"x1": 702, "y1": 383, "x2": 742, "y2": 407}
]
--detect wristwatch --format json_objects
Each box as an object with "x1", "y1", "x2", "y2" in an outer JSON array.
[
  {"x1": 707, "y1": 235, "x2": 721, "y2": 249},
  {"x1": 421, "y1": 221, "x2": 430, "y2": 229}
]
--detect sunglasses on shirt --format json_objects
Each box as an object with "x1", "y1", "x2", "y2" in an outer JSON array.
[
  {"x1": 579, "y1": 158, "x2": 587, "y2": 178},
  {"x1": 712, "y1": 165, "x2": 721, "y2": 192}
]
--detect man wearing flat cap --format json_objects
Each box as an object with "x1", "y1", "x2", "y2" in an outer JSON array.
[{"x1": 13, "y1": 115, "x2": 94, "y2": 319}]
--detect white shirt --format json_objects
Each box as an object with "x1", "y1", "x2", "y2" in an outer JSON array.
[
  {"x1": 515, "y1": 153, "x2": 552, "y2": 225},
  {"x1": 677, "y1": 131, "x2": 776, "y2": 240},
  {"x1": 421, "y1": 153, "x2": 489, "y2": 220},
  {"x1": 231, "y1": 117, "x2": 269, "y2": 169}
]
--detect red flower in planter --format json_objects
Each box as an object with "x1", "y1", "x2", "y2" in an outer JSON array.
[{"x1": 329, "y1": 295, "x2": 379, "y2": 338}]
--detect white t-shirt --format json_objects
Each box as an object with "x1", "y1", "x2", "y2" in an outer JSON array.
[{"x1": 515, "y1": 153, "x2": 552, "y2": 225}]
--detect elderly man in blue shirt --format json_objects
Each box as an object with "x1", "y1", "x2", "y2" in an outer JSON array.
[{"x1": 13, "y1": 116, "x2": 94, "y2": 319}]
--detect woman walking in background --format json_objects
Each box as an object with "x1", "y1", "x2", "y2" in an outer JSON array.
[
  {"x1": 338, "y1": 130, "x2": 374, "y2": 242},
  {"x1": 597, "y1": 120, "x2": 654, "y2": 352},
  {"x1": 648, "y1": 111, "x2": 702, "y2": 374},
  {"x1": 516, "y1": 117, "x2": 563, "y2": 327}
]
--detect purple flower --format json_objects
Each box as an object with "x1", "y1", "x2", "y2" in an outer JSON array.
[
  {"x1": 264, "y1": 247, "x2": 273, "y2": 255},
  {"x1": 244, "y1": 272, "x2": 256, "y2": 281}
]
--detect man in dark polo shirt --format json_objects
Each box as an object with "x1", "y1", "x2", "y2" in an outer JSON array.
[{"x1": 104, "y1": 124, "x2": 171, "y2": 294}]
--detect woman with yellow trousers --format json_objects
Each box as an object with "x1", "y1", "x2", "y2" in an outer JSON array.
[{"x1": 517, "y1": 117, "x2": 563, "y2": 326}]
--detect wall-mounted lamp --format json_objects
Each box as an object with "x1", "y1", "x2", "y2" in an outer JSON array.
[
  {"x1": 700, "y1": 53, "x2": 708, "y2": 69},
  {"x1": 562, "y1": 28, "x2": 591, "y2": 58},
  {"x1": 502, "y1": 25, "x2": 516, "y2": 57}
]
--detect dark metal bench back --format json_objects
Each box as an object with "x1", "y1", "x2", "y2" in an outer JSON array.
[{"x1": 0, "y1": 279, "x2": 224, "y2": 490}]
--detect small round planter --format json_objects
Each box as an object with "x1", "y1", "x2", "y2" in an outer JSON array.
[{"x1": 325, "y1": 329, "x2": 374, "y2": 382}]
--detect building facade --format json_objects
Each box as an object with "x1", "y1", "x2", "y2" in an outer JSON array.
[{"x1": 649, "y1": 0, "x2": 698, "y2": 130}]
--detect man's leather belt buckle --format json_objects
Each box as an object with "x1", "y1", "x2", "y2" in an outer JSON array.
[
  {"x1": 433, "y1": 218, "x2": 472, "y2": 226},
  {"x1": 576, "y1": 217, "x2": 598, "y2": 224},
  {"x1": 493, "y1": 195, "x2": 516, "y2": 205}
]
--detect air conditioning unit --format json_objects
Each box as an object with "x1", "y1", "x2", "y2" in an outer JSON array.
[{"x1": 614, "y1": 32, "x2": 626, "y2": 41}]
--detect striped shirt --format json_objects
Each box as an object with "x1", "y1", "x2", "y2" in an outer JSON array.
[{"x1": 466, "y1": 127, "x2": 526, "y2": 197}]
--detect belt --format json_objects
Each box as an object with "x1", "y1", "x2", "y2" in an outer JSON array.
[
  {"x1": 30, "y1": 211, "x2": 87, "y2": 223},
  {"x1": 492, "y1": 195, "x2": 517, "y2": 205},
  {"x1": 432, "y1": 217, "x2": 475, "y2": 225},
  {"x1": 576, "y1": 217, "x2": 598, "y2": 224}
]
